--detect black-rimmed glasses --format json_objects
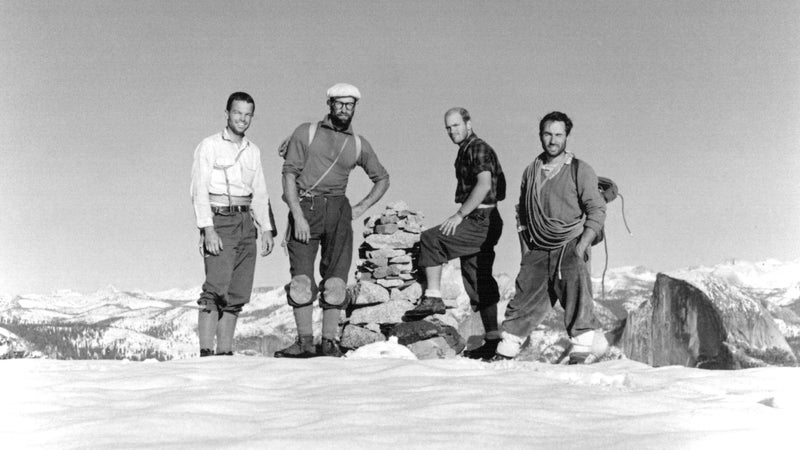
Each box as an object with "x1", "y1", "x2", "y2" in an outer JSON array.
[{"x1": 332, "y1": 100, "x2": 356, "y2": 111}]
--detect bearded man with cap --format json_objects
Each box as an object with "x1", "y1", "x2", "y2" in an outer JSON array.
[{"x1": 275, "y1": 83, "x2": 390, "y2": 358}]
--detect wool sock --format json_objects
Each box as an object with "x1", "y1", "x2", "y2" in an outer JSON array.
[
  {"x1": 424, "y1": 289, "x2": 442, "y2": 298},
  {"x1": 321, "y1": 309, "x2": 341, "y2": 340},
  {"x1": 215, "y1": 311, "x2": 239, "y2": 354},
  {"x1": 293, "y1": 305, "x2": 314, "y2": 337}
]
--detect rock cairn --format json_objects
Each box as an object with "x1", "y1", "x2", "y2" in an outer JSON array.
[{"x1": 341, "y1": 202, "x2": 466, "y2": 359}]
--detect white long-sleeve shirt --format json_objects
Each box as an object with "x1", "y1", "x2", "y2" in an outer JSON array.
[{"x1": 190, "y1": 128, "x2": 272, "y2": 233}]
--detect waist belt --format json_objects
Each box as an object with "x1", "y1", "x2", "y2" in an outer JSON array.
[{"x1": 211, "y1": 205, "x2": 250, "y2": 214}]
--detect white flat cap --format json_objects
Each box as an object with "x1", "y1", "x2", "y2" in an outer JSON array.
[{"x1": 327, "y1": 83, "x2": 361, "y2": 100}]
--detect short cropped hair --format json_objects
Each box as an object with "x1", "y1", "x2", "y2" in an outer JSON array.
[
  {"x1": 539, "y1": 111, "x2": 572, "y2": 136},
  {"x1": 445, "y1": 107, "x2": 470, "y2": 123},
  {"x1": 226, "y1": 92, "x2": 255, "y2": 112}
]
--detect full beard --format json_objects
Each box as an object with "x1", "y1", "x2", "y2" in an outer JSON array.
[
  {"x1": 330, "y1": 113, "x2": 353, "y2": 130},
  {"x1": 543, "y1": 143, "x2": 566, "y2": 161}
]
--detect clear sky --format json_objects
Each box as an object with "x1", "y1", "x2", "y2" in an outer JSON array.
[{"x1": 2, "y1": 0, "x2": 799, "y2": 294}]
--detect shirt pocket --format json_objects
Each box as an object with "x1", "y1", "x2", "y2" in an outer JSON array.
[
  {"x1": 240, "y1": 165, "x2": 256, "y2": 186},
  {"x1": 213, "y1": 156, "x2": 235, "y2": 170}
]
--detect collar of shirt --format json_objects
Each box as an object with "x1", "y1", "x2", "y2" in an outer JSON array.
[
  {"x1": 222, "y1": 127, "x2": 251, "y2": 151},
  {"x1": 319, "y1": 115, "x2": 355, "y2": 135},
  {"x1": 459, "y1": 132, "x2": 478, "y2": 151}
]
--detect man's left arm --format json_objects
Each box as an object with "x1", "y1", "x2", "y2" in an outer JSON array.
[
  {"x1": 440, "y1": 171, "x2": 491, "y2": 236},
  {"x1": 351, "y1": 138, "x2": 390, "y2": 219},
  {"x1": 574, "y1": 162, "x2": 606, "y2": 259}
]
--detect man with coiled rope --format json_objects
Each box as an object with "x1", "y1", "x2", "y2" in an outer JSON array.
[{"x1": 494, "y1": 111, "x2": 608, "y2": 363}]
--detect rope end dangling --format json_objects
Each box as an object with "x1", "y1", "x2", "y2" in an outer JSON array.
[{"x1": 617, "y1": 193, "x2": 633, "y2": 236}]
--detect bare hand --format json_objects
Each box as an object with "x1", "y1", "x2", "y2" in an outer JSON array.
[
  {"x1": 351, "y1": 204, "x2": 368, "y2": 220},
  {"x1": 203, "y1": 227, "x2": 223, "y2": 256},
  {"x1": 293, "y1": 216, "x2": 311, "y2": 243},
  {"x1": 439, "y1": 214, "x2": 463, "y2": 236},
  {"x1": 574, "y1": 241, "x2": 589, "y2": 262},
  {"x1": 261, "y1": 233, "x2": 274, "y2": 256}
]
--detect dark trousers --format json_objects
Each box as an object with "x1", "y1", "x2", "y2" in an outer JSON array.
[
  {"x1": 501, "y1": 237, "x2": 601, "y2": 338},
  {"x1": 418, "y1": 207, "x2": 503, "y2": 314},
  {"x1": 198, "y1": 212, "x2": 257, "y2": 312},
  {"x1": 287, "y1": 195, "x2": 353, "y2": 309}
]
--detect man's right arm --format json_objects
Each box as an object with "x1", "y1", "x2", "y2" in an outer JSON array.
[
  {"x1": 282, "y1": 172, "x2": 310, "y2": 243},
  {"x1": 190, "y1": 139, "x2": 223, "y2": 255},
  {"x1": 282, "y1": 126, "x2": 311, "y2": 243}
]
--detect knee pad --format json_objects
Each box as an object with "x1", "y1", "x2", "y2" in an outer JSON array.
[
  {"x1": 286, "y1": 275, "x2": 314, "y2": 306},
  {"x1": 322, "y1": 277, "x2": 347, "y2": 307}
]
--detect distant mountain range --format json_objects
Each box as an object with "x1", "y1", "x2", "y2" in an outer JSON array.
[{"x1": 1, "y1": 258, "x2": 798, "y2": 361}]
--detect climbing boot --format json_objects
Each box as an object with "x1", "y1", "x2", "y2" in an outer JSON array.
[
  {"x1": 199, "y1": 348, "x2": 214, "y2": 357},
  {"x1": 402, "y1": 296, "x2": 446, "y2": 321},
  {"x1": 320, "y1": 338, "x2": 344, "y2": 358},
  {"x1": 274, "y1": 335, "x2": 316, "y2": 358},
  {"x1": 567, "y1": 330, "x2": 608, "y2": 365},
  {"x1": 462, "y1": 338, "x2": 501, "y2": 361}
]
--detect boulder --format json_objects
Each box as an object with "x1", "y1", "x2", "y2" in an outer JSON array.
[
  {"x1": 620, "y1": 273, "x2": 797, "y2": 369},
  {"x1": 389, "y1": 320, "x2": 465, "y2": 354},
  {"x1": 341, "y1": 324, "x2": 385, "y2": 349},
  {"x1": 390, "y1": 320, "x2": 440, "y2": 345},
  {"x1": 407, "y1": 337, "x2": 457, "y2": 360},
  {"x1": 457, "y1": 310, "x2": 486, "y2": 350},
  {"x1": 352, "y1": 281, "x2": 390, "y2": 306},
  {"x1": 390, "y1": 282, "x2": 422, "y2": 303},
  {"x1": 365, "y1": 248, "x2": 407, "y2": 259},
  {"x1": 349, "y1": 300, "x2": 413, "y2": 325},
  {"x1": 375, "y1": 224, "x2": 399, "y2": 235},
  {"x1": 365, "y1": 232, "x2": 420, "y2": 250},
  {"x1": 389, "y1": 254, "x2": 412, "y2": 264},
  {"x1": 376, "y1": 279, "x2": 405, "y2": 288}
]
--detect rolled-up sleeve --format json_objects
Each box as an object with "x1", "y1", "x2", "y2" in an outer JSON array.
[
  {"x1": 281, "y1": 124, "x2": 309, "y2": 178},
  {"x1": 190, "y1": 139, "x2": 215, "y2": 229},
  {"x1": 471, "y1": 142, "x2": 496, "y2": 175},
  {"x1": 577, "y1": 162, "x2": 606, "y2": 235},
  {"x1": 356, "y1": 137, "x2": 389, "y2": 183}
]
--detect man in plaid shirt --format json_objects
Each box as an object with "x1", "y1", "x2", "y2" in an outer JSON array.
[{"x1": 404, "y1": 107, "x2": 506, "y2": 360}]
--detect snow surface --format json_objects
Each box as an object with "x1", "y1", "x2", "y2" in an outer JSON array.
[{"x1": 3, "y1": 349, "x2": 799, "y2": 449}]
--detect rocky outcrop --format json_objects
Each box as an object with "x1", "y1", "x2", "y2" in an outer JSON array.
[{"x1": 621, "y1": 272, "x2": 797, "y2": 369}]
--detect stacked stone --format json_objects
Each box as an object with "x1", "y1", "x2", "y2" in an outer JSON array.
[
  {"x1": 357, "y1": 202, "x2": 423, "y2": 288},
  {"x1": 340, "y1": 202, "x2": 425, "y2": 349},
  {"x1": 340, "y1": 201, "x2": 467, "y2": 359}
]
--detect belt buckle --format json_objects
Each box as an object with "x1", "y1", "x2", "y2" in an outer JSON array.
[{"x1": 214, "y1": 206, "x2": 233, "y2": 216}]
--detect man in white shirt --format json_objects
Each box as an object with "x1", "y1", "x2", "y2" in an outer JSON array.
[{"x1": 190, "y1": 92, "x2": 275, "y2": 357}]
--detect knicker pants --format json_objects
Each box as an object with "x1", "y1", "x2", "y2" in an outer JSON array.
[
  {"x1": 418, "y1": 207, "x2": 503, "y2": 312},
  {"x1": 198, "y1": 211, "x2": 258, "y2": 313},
  {"x1": 286, "y1": 195, "x2": 352, "y2": 310},
  {"x1": 501, "y1": 237, "x2": 601, "y2": 339}
]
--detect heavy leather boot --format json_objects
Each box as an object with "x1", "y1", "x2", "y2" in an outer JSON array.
[
  {"x1": 462, "y1": 338, "x2": 501, "y2": 361},
  {"x1": 402, "y1": 296, "x2": 446, "y2": 321},
  {"x1": 274, "y1": 334, "x2": 316, "y2": 358},
  {"x1": 320, "y1": 338, "x2": 343, "y2": 357}
]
